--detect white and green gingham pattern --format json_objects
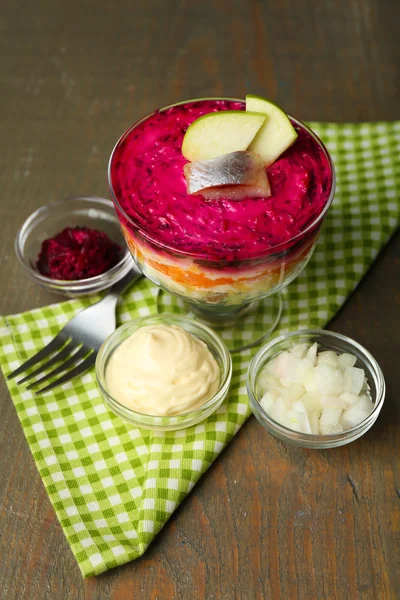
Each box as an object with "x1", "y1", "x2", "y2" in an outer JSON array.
[{"x1": 1, "y1": 121, "x2": 399, "y2": 577}]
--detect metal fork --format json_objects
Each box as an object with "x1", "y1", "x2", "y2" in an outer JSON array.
[{"x1": 7, "y1": 267, "x2": 142, "y2": 395}]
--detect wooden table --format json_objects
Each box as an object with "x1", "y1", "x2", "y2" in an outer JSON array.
[{"x1": 1, "y1": 0, "x2": 399, "y2": 598}]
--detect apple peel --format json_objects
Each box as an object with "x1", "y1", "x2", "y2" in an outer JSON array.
[{"x1": 246, "y1": 94, "x2": 298, "y2": 166}]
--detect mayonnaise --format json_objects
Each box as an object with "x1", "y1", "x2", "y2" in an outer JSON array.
[{"x1": 106, "y1": 324, "x2": 220, "y2": 416}]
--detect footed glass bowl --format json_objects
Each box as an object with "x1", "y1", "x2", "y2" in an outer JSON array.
[{"x1": 108, "y1": 98, "x2": 335, "y2": 329}]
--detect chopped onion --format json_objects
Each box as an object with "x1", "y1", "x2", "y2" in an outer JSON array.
[
  {"x1": 288, "y1": 401, "x2": 312, "y2": 433},
  {"x1": 270, "y1": 396, "x2": 289, "y2": 426},
  {"x1": 317, "y1": 351, "x2": 339, "y2": 367},
  {"x1": 309, "y1": 411, "x2": 319, "y2": 434},
  {"x1": 319, "y1": 406, "x2": 343, "y2": 434},
  {"x1": 341, "y1": 395, "x2": 374, "y2": 429},
  {"x1": 340, "y1": 392, "x2": 359, "y2": 406},
  {"x1": 291, "y1": 343, "x2": 309, "y2": 358},
  {"x1": 259, "y1": 342, "x2": 373, "y2": 435},
  {"x1": 307, "y1": 342, "x2": 318, "y2": 366},
  {"x1": 344, "y1": 367, "x2": 365, "y2": 395},
  {"x1": 338, "y1": 353, "x2": 357, "y2": 370},
  {"x1": 311, "y1": 364, "x2": 344, "y2": 395},
  {"x1": 260, "y1": 391, "x2": 275, "y2": 412}
]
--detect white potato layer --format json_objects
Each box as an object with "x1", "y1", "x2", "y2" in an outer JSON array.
[{"x1": 259, "y1": 343, "x2": 373, "y2": 435}]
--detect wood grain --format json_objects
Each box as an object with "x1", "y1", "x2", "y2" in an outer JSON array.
[{"x1": 0, "y1": 0, "x2": 399, "y2": 598}]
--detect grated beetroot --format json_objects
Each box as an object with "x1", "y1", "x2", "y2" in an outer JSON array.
[{"x1": 36, "y1": 226, "x2": 122, "y2": 280}]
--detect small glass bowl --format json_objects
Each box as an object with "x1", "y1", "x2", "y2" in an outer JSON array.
[
  {"x1": 15, "y1": 196, "x2": 133, "y2": 297},
  {"x1": 95, "y1": 313, "x2": 232, "y2": 431},
  {"x1": 247, "y1": 329, "x2": 385, "y2": 449}
]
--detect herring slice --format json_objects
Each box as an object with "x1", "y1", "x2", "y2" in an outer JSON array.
[
  {"x1": 198, "y1": 180, "x2": 271, "y2": 201},
  {"x1": 184, "y1": 151, "x2": 271, "y2": 200},
  {"x1": 182, "y1": 111, "x2": 266, "y2": 162},
  {"x1": 246, "y1": 94, "x2": 298, "y2": 166}
]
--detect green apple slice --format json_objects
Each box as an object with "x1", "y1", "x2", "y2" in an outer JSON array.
[
  {"x1": 182, "y1": 111, "x2": 266, "y2": 162},
  {"x1": 246, "y1": 94, "x2": 298, "y2": 166}
]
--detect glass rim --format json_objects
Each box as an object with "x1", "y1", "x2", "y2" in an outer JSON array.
[
  {"x1": 95, "y1": 313, "x2": 233, "y2": 420},
  {"x1": 15, "y1": 195, "x2": 132, "y2": 289},
  {"x1": 108, "y1": 97, "x2": 336, "y2": 260},
  {"x1": 246, "y1": 328, "x2": 386, "y2": 443}
]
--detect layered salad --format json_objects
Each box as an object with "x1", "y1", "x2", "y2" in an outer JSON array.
[{"x1": 109, "y1": 95, "x2": 333, "y2": 306}]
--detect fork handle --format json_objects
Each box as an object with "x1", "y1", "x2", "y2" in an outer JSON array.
[{"x1": 105, "y1": 265, "x2": 143, "y2": 299}]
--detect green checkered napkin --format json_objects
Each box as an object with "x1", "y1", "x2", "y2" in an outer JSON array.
[{"x1": 1, "y1": 122, "x2": 399, "y2": 577}]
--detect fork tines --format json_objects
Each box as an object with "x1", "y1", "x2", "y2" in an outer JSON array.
[{"x1": 7, "y1": 332, "x2": 95, "y2": 395}]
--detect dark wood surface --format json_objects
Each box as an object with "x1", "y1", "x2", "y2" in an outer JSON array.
[{"x1": 1, "y1": 0, "x2": 399, "y2": 598}]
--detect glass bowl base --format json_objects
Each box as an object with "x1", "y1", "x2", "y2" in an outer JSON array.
[{"x1": 156, "y1": 290, "x2": 283, "y2": 353}]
